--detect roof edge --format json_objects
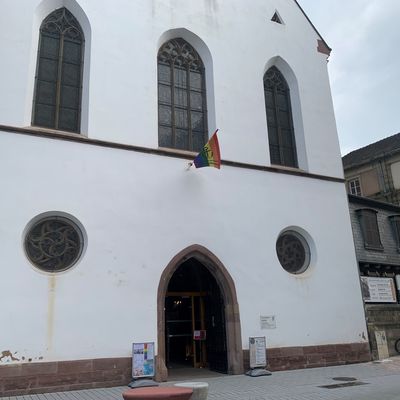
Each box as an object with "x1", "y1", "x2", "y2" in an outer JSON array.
[
  {"x1": 348, "y1": 194, "x2": 400, "y2": 213},
  {"x1": 343, "y1": 150, "x2": 397, "y2": 171},
  {"x1": 293, "y1": 0, "x2": 332, "y2": 55},
  {"x1": 343, "y1": 132, "x2": 400, "y2": 170}
]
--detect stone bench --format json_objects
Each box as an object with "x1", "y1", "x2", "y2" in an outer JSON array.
[
  {"x1": 174, "y1": 382, "x2": 209, "y2": 400},
  {"x1": 122, "y1": 387, "x2": 193, "y2": 400}
]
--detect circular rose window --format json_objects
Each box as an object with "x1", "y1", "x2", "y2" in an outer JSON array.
[
  {"x1": 24, "y1": 216, "x2": 84, "y2": 272},
  {"x1": 276, "y1": 230, "x2": 310, "y2": 274}
]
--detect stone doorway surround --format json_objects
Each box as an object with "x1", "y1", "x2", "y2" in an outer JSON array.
[{"x1": 155, "y1": 244, "x2": 244, "y2": 381}]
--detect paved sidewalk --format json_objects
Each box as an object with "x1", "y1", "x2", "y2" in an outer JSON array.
[{"x1": 5, "y1": 359, "x2": 400, "y2": 400}]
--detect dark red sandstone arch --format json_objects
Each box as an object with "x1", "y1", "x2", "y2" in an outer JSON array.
[{"x1": 156, "y1": 244, "x2": 243, "y2": 381}]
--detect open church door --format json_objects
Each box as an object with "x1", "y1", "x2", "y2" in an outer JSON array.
[
  {"x1": 157, "y1": 245, "x2": 244, "y2": 380},
  {"x1": 205, "y1": 279, "x2": 228, "y2": 373}
]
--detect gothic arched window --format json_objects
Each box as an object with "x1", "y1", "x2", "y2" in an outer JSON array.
[
  {"x1": 264, "y1": 66, "x2": 297, "y2": 168},
  {"x1": 33, "y1": 7, "x2": 84, "y2": 133},
  {"x1": 158, "y1": 38, "x2": 208, "y2": 152}
]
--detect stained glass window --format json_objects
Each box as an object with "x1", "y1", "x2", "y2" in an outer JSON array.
[
  {"x1": 264, "y1": 66, "x2": 297, "y2": 167},
  {"x1": 276, "y1": 231, "x2": 310, "y2": 274},
  {"x1": 25, "y1": 216, "x2": 84, "y2": 272},
  {"x1": 33, "y1": 8, "x2": 84, "y2": 133},
  {"x1": 158, "y1": 39, "x2": 207, "y2": 152}
]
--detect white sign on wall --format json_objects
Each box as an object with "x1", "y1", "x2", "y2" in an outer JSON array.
[
  {"x1": 360, "y1": 277, "x2": 397, "y2": 303},
  {"x1": 249, "y1": 337, "x2": 267, "y2": 369},
  {"x1": 260, "y1": 315, "x2": 276, "y2": 330}
]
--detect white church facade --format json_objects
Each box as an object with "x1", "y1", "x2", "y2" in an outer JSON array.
[{"x1": 0, "y1": 0, "x2": 369, "y2": 395}]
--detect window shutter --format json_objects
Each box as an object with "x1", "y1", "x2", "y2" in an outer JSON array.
[{"x1": 357, "y1": 209, "x2": 383, "y2": 250}]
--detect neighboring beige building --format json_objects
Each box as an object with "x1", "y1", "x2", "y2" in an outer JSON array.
[
  {"x1": 343, "y1": 133, "x2": 400, "y2": 205},
  {"x1": 348, "y1": 194, "x2": 400, "y2": 360}
]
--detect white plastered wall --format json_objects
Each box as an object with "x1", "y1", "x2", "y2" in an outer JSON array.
[
  {"x1": 0, "y1": 0, "x2": 364, "y2": 363},
  {"x1": 0, "y1": 131, "x2": 367, "y2": 362},
  {"x1": 0, "y1": 0, "x2": 342, "y2": 176}
]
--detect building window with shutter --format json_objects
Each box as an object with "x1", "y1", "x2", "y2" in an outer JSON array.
[
  {"x1": 356, "y1": 209, "x2": 383, "y2": 251},
  {"x1": 157, "y1": 38, "x2": 208, "y2": 152},
  {"x1": 32, "y1": 8, "x2": 84, "y2": 133},
  {"x1": 264, "y1": 66, "x2": 298, "y2": 168},
  {"x1": 389, "y1": 215, "x2": 400, "y2": 251},
  {"x1": 348, "y1": 177, "x2": 362, "y2": 196}
]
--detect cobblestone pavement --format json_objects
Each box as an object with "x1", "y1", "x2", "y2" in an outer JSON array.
[{"x1": 5, "y1": 358, "x2": 400, "y2": 400}]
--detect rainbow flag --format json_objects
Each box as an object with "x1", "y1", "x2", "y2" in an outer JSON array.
[{"x1": 192, "y1": 130, "x2": 221, "y2": 169}]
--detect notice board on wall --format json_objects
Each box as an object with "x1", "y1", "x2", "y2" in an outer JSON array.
[
  {"x1": 360, "y1": 277, "x2": 397, "y2": 303},
  {"x1": 132, "y1": 342, "x2": 155, "y2": 378}
]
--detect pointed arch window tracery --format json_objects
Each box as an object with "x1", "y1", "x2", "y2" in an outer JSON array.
[
  {"x1": 158, "y1": 38, "x2": 208, "y2": 152},
  {"x1": 33, "y1": 7, "x2": 84, "y2": 133},
  {"x1": 264, "y1": 66, "x2": 298, "y2": 168}
]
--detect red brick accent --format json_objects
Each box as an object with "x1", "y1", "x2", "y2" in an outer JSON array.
[
  {"x1": 157, "y1": 244, "x2": 244, "y2": 381},
  {"x1": 123, "y1": 387, "x2": 193, "y2": 400},
  {"x1": 317, "y1": 39, "x2": 331, "y2": 56},
  {"x1": 243, "y1": 342, "x2": 371, "y2": 372},
  {"x1": 0, "y1": 343, "x2": 371, "y2": 396},
  {"x1": 57, "y1": 359, "x2": 93, "y2": 374},
  {"x1": 0, "y1": 357, "x2": 132, "y2": 397}
]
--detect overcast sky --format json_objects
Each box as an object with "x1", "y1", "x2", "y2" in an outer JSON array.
[{"x1": 299, "y1": 0, "x2": 400, "y2": 156}]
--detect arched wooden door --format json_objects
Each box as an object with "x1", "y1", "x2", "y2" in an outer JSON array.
[{"x1": 156, "y1": 245, "x2": 243, "y2": 381}]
